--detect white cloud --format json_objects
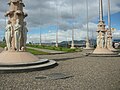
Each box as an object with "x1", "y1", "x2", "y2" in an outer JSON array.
[
  {"x1": 113, "y1": 30, "x2": 120, "y2": 39},
  {"x1": 0, "y1": 0, "x2": 120, "y2": 42},
  {"x1": 27, "y1": 22, "x2": 98, "y2": 43}
]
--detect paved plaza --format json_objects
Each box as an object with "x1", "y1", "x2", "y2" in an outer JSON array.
[
  {"x1": 0, "y1": 49, "x2": 120, "y2": 90},
  {"x1": 0, "y1": 0, "x2": 120, "y2": 90}
]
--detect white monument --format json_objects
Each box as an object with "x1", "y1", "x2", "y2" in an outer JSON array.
[
  {"x1": 5, "y1": 20, "x2": 12, "y2": 51},
  {"x1": 14, "y1": 19, "x2": 21, "y2": 51},
  {"x1": 107, "y1": 0, "x2": 117, "y2": 52},
  {"x1": 92, "y1": 0, "x2": 114, "y2": 55},
  {"x1": 23, "y1": 21, "x2": 28, "y2": 48},
  {"x1": 0, "y1": 0, "x2": 57, "y2": 70}
]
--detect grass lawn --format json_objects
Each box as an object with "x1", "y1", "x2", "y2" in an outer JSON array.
[
  {"x1": 26, "y1": 48, "x2": 49, "y2": 55},
  {"x1": 0, "y1": 42, "x2": 6, "y2": 48},
  {"x1": 0, "y1": 43, "x2": 82, "y2": 54},
  {"x1": 27, "y1": 44, "x2": 82, "y2": 53},
  {"x1": 0, "y1": 43, "x2": 49, "y2": 55}
]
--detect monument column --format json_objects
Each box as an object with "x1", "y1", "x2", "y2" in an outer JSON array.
[
  {"x1": 93, "y1": 0, "x2": 114, "y2": 54},
  {"x1": 107, "y1": 0, "x2": 117, "y2": 51},
  {"x1": 0, "y1": 0, "x2": 57, "y2": 70},
  {"x1": 5, "y1": 0, "x2": 27, "y2": 51}
]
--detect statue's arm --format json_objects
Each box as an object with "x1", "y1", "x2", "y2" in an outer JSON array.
[
  {"x1": 11, "y1": 26, "x2": 14, "y2": 37},
  {"x1": 26, "y1": 27, "x2": 28, "y2": 32}
]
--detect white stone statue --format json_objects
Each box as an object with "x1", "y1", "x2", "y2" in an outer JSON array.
[
  {"x1": 101, "y1": 33, "x2": 105, "y2": 48},
  {"x1": 5, "y1": 20, "x2": 12, "y2": 51},
  {"x1": 107, "y1": 31, "x2": 112, "y2": 48},
  {"x1": 107, "y1": 37, "x2": 110, "y2": 48},
  {"x1": 97, "y1": 32, "x2": 101, "y2": 48},
  {"x1": 23, "y1": 21, "x2": 28, "y2": 47},
  {"x1": 14, "y1": 19, "x2": 21, "y2": 51}
]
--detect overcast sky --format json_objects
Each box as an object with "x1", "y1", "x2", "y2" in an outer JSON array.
[{"x1": 0, "y1": 0, "x2": 120, "y2": 43}]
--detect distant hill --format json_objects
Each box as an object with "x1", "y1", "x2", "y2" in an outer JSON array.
[
  {"x1": 59, "y1": 39, "x2": 96, "y2": 48},
  {"x1": 113, "y1": 39, "x2": 120, "y2": 42}
]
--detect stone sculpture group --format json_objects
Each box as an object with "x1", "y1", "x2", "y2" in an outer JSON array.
[
  {"x1": 96, "y1": 30, "x2": 113, "y2": 49},
  {"x1": 5, "y1": 19, "x2": 28, "y2": 51},
  {"x1": 97, "y1": 31, "x2": 105, "y2": 48},
  {"x1": 4, "y1": 0, "x2": 28, "y2": 52},
  {"x1": 0, "y1": 0, "x2": 57, "y2": 71}
]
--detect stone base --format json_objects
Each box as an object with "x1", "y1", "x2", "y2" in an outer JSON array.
[
  {"x1": 70, "y1": 47, "x2": 76, "y2": 49},
  {"x1": 93, "y1": 47, "x2": 114, "y2": 54},
  {"x1": 89, "y1": 53, "x2": 119, "y2": 57},
  {"x1": 108, "y1": 47, "x2": 118, "y2": 52},
  {"x1": 84, "y1": 47, "x2": 94, "y2": 50},
  {"x1": 91, "y1": 47, "x2": 119, "y2": 57},
  {"x1": 0, "y1": 51, "x2": 57, "y2": 70}
]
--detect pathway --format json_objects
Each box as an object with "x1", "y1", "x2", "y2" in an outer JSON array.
[{"x1": 27, "y1": 47, "x2": 65, "y2": 54}]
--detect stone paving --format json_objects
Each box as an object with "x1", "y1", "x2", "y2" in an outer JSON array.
[{"x1": 0, "y1": 49, "x2": 120, "y2": 90}]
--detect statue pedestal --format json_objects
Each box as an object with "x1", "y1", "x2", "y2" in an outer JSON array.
[
  {"x1": 84, "y1": 46, "x2": 93, "y2": 50},
  {"x1": 108, "y1": 47, "x2": 118, "y2": 52},
  {"x1": 93, "y1": 47, "x2": 113, "y2": 54},
  {"x1": 1, "y1": 0, "x2": 58, "y2": 71},
  {"x1": 90, "y1": 47, "x2": 119, "y2": 57},
  {"x1": 0, "y1": 51, "x2": 57, "y2": 71},
  {"x1": 70, "y1": 47, "x2": 76, "y2": 49},
  {"x1": 84, "y1": 40, "x2": 93, "y2": 50}
]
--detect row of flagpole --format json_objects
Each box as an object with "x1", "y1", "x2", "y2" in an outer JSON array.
[{"x1": 38, "y1": 0, "x2": 112, "y2": 48}]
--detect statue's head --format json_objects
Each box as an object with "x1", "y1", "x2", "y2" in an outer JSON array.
[
  {"x1": 8, "y1": 20, "x2": 11, "y2": 24},
  {"x1": 16, "y1": 19, "x2": 20, "y2": 24},
  {"x1": 24, "y1": 21, "x2": 27, "y2": 25}
]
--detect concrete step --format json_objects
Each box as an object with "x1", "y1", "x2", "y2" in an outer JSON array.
[
  {"x1": 0, "y1": 60, "x2": 57, "y2": 71},
  {"x1": 0, "y1": 59, "x2": 49, "y2": 67},
  {"x1": 89, "y1": 53, "x2": 120, "y2": 57}
]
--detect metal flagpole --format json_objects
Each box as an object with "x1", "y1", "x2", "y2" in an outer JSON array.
[
  {"x1": 107, "y1": 0, "x2": 117, "y2": 51},
  {"x1": 71, "y1": 0, "x2": 75, "y2": 49},
  {"x1": 39, "y1": 7, "x2": 42, "y2": 45},
  {"x1": 85, "y1": 0, "x2": 91, "y2": 49},
  {"x1": 55, "y1": 0, "x2": 59, "y2": 47}
]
